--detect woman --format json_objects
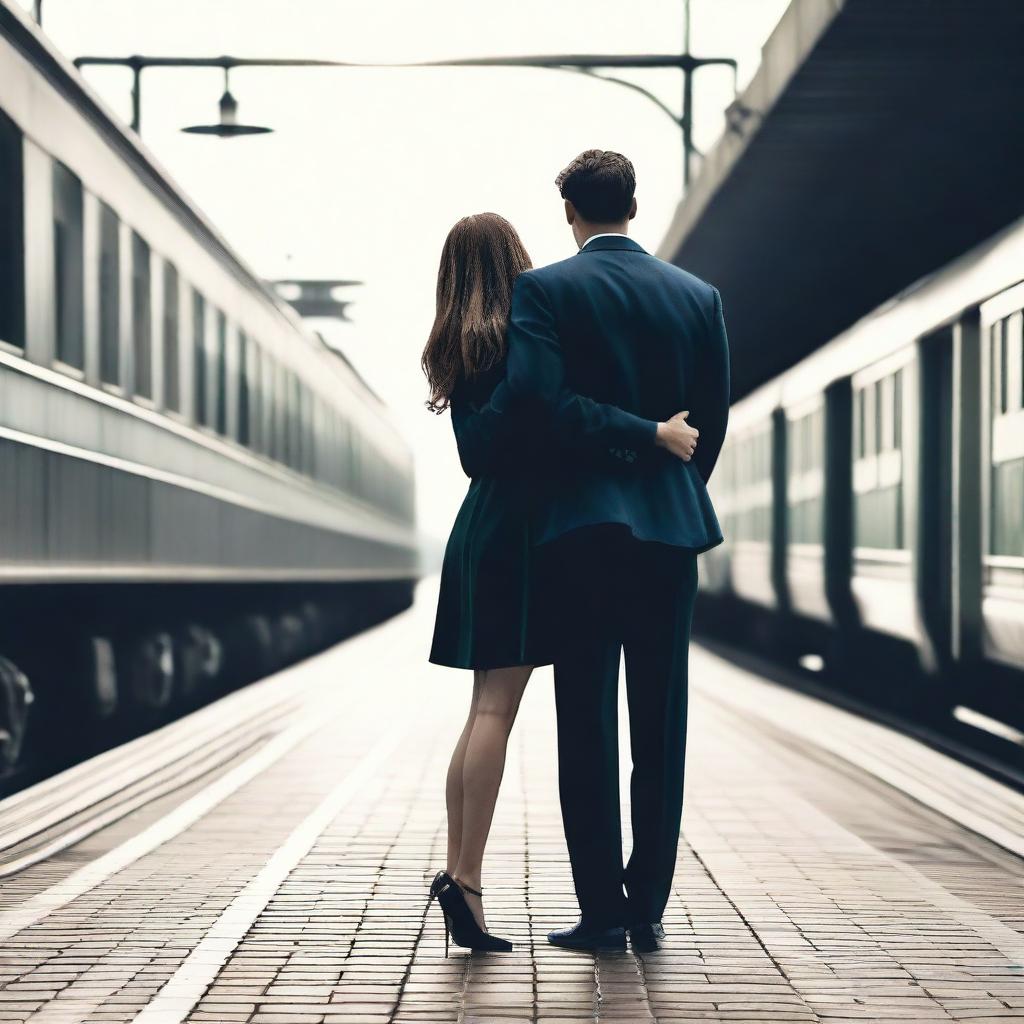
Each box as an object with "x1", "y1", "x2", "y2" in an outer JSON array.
[{"x1": 421, "y1": 213, "x2": 545, "y2": 954}]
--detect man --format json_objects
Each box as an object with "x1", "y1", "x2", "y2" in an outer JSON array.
[{"x1": 469, "y1": 149, "x2": 730, "y2": 952}]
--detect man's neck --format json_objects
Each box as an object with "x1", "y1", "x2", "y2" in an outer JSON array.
[{"x1": 578, "y1": 224, "x2": 630, "y2": 248}]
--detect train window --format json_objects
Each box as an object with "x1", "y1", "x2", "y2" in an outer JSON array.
[
  {"x1": 1006, "y1": 313, "x2": 1023, "y2": 414},
  {"x1": 0, "y1": 110, "x2": 25, "y2": 350},
  {"x1": 265, "y1": 360, "x2": 274, "y2": 457},
  {"x1": 991, "y1": 320, "x2": 1004, "y2": 415},
  {"x1": 787, "y1": 407, "x2": 824, "y2": 545},
  {"x1": 98, "y1": 203, "x2": 120, "y2": 385},
  {"x1": 853, "y1": 368, "x2": 904, "y2": 550},
  {"x1": 264, "y1": 352, "x2": 277, "y2": 459},
  {"x1": 989, "y1": 312, "x2": 1024, "y2": 557},
  {"x1": 276, "y1": 363, "x2": 289, "y2": 463},
  {"x1": 314, "y1": 398, "x2": 327, "y2": 482},
  {"x1": 892, "y1": 369, "x2": 902, "y2": 448},
  {"x1": 289, "y1": 374, "x2": 302, "y2": 469},
  {"x1": 286, "y1": 374, "x2": 297, "y2": 468},
  {"x1": 337, "y1": 413, "x2": 350, "y2": 489},
  {"x1": 52, "y1": 161, "x2": 84, "y2": 370},
  {"x1": 351, "y1": 428, "x2": 363, "y2": 498},
  {"x1": 878, "y1": 377, "x2": 891, "y2": 450},
  {"x1": 214, "y1": 311, "x2": 227, "y2": 434},
  {"x1": 247, "y1": 339, "x2": 262, "y2": 452},
  {"x1": 707, "y1": 443, "x2": 731, "y2": 533},
  {"x1": 733, "y1": 427, "x2": 772, "y2": 542},
  {"x1": 302, "y1": 386, "x2": 314, "y2": 476},
  {"x1": 163, "y1": 262, "x2": 180, "y2": 411},
  {"x1": 192, "y1": 290, "x2": 208, "y2": 426},
  {"x1": 310, "y1": 397, "x2": 320, "y2": 480},
  {"x1": 131, "y1": 232, "x2": 152, "y2": 398},
  {"x1": 321, "y1": 408, "x2": 332, "y2": 485},
  {"x1": 276, "y1": 366, "x2": 287, "y2": 463},
  {"x1": 993, "y1": 319, "x2": 1008, "y2": 415},
  {"x1": 237, "y1": 330, "x2": 250, "y2": 446},
  {"x1": 854, "y1": 387, "x2": 866, "y2": 458},
  {"x1": 863, "y1": 380, "x2": 876, "y2": 457}
]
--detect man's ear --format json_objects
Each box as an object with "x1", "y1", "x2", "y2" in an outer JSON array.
[
  {"x1": 628, "y1": 197, "x2": 638, "y2": 221},
  {"x1": 564, "y1": 199, "x2": 576, "y2": 226}
]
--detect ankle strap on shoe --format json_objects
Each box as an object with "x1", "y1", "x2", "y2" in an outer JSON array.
[{"x1": 455, "y1": 877, "x2": 483, "y2": 897}]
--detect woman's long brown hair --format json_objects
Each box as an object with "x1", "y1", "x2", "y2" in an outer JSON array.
[{"x1": 422, "y1": 212, "x2": 532, "y2": 413}]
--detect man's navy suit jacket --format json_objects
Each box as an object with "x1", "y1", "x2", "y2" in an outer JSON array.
[{"x1": 456, "y1": 234, "x2": 730, "y2": 553}]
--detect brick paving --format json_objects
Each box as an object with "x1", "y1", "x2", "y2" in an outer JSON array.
[{"x1": 1, "y1": 590, "x2": 1024, "y2": 1022}]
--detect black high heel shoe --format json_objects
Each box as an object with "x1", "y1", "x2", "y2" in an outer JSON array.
[{"x1": 429, "y1": 871, "x2": 513, "y2": 954}]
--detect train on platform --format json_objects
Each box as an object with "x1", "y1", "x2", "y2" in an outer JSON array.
[
  {"x1": 0, "y1": 4, "x2": 419, "y2": 787},
  {"x1": 699, "y1": 215, "x2": 1024, "y2": 730}
]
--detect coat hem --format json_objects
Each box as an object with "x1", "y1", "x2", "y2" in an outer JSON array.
[{"x1": 428, "y1": 654, "x2": 555, "y2": 671}]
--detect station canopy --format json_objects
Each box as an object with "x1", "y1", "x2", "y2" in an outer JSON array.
[{"x1": 657, "y1": 0, "x2": 1024, "y2": 400}]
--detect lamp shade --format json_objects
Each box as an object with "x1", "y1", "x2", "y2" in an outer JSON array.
[{"x1": 183, "y1": 86, "x2": 272, "y2": 137}]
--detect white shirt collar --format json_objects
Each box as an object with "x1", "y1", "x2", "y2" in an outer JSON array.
[{"x1": 580, "y1": 231, "x2": 630, "y2": 249}]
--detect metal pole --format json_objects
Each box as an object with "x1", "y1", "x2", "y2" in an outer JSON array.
[
  {"x1": 131, "y1": 65, "x2": 141, "y2": 134},
  {"x1": 682, "y1": 69, "x2": 694, "y2": 187},
  {"x1": 682, "y1": 0, "x2": 693, "y2": 186}
]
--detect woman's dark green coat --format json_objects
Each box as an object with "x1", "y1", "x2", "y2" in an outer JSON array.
[{"x1": 429, "y1": 367, "x2": 554, "y2": 670}]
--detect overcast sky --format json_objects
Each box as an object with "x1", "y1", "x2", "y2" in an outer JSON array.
[{"x1": 26, "y1": 0, "x2": 788, "y2": 539}]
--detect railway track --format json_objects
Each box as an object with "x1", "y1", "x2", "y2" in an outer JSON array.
[{"x1": 0, "y1": 650, "x2": 328, "y2": 881}]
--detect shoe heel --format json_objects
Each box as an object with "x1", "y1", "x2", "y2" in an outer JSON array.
[{"x1": 434, "y1": 899, "x2": 450, "y2": 958}]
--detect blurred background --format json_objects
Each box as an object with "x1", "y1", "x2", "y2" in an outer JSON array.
[
  {"x1": 1, "y1": 0, "x2": 1023, "y2": 798},
  {"x1": 12, "y1": 0, "x2": 786, "y2": 539}
]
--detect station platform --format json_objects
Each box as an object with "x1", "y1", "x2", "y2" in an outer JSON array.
[{"x1": 2, "y1": 585, "x2": 1024, "y2": 1024}]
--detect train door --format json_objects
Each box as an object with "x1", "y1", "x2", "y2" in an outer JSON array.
[
  {"x1": 915, "y1": 326, "x2": 954, "y2": 675},
  {"x1": 823, "y1": 377, "x2": 857, "y2": 631},
  {"x1": 0, "y1": 108, "x2": 24, "y2": 350},
  {"x1": 977, "y1": 287, "x2": 1024, "y2": 721},
  {"x1": 771, "y1": 407, "x2": 791, "y2": 616}
]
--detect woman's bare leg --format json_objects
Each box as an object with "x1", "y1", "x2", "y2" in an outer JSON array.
[
  {"x1": 454, "y1": 665, "x2": 532, "y2": 929},
  {"x1": 445, "y1": 671, "x2": 482, "y2": 874}
]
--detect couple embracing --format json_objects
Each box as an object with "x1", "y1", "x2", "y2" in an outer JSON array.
[{"x1": 422, "y1": 149, "x2": 730, "y2": 955}]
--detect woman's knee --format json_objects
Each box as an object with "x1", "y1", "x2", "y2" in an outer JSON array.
[{"x1": 475, "y1": 667, "x2": 530, "y2": 724}]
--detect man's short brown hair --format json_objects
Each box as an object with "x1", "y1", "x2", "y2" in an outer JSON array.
[{"x1": 555, "y1": 149, "x2": 636, "y2": 223}]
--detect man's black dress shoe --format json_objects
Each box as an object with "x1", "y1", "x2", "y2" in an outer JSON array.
[
  {"x1": 548, "y1": 918, "x2": 627, "y2": 952},
  {"x1": 629, "y1": 921, "x2": 666, "y2": 953}
]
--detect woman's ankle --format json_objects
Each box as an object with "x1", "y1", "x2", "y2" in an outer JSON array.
[{"x1": 454, "y1": 870, "x2": 482, "y2": 892}]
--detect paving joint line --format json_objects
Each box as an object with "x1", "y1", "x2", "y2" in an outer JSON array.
[
  {"x1": 382, "y1": 778, "x2": 445, "y2": 1022},
  {"x1": 519, "y1": 733, "x2": 538, "y2": 1024},
  {"x1": 684, "y1": 842, "x2": 823, "y2": 1022},
  {"x1": 452, "y1": 944, "x2": 471, "y2": 1024},
  {"x1": 631, "y1": 946, "x2": 657, "y2": 1023}
]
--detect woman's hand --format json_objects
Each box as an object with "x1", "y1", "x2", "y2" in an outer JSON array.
[{"x1": 655, "y1": 411, "x2": 699, "y2": 461}]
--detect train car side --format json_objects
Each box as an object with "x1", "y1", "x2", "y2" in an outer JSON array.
[
  {"x1": 0, "y1": 7, "x2": 420, "y2": 786},
  {"x1": 701, "y1": 217, "x2": 1024, "y2": 723}
]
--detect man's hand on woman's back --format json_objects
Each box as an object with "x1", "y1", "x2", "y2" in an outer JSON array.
[{"x1": 655, "y1": 411, "x2": 699, "y2": 462}]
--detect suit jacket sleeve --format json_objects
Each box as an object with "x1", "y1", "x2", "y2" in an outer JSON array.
[
  {"x1": 450, "y1": 397, "x2": 503, "y2": 479},
  {"x1": 690, "y1": 286, "x2": 730, "y2": 484},
  {"x1": 454, "y1": 272, "x2": 658, "y2": 463}
]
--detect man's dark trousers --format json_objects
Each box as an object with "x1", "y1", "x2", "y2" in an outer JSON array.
[{"x1": 544, "y1": 525, "x2": 698, "y2": 928}]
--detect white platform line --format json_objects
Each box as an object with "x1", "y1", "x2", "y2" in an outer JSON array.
[
  {"x1": 0, "y1": 690, "x2": 360, "y2": 943},
  {"x1": 131, "y1": 712, "x2": 415, "y2": 1024}
]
